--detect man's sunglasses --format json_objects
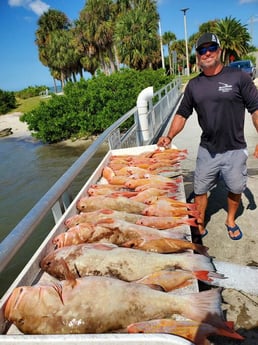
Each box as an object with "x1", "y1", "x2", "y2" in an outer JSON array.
[{"x1": 197, "y1": 44, "x2": 219, "y2": 56}]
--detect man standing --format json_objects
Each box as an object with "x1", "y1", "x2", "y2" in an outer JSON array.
[{"x1": 158, "y1": 32, "x2": 258, "y2": 240}]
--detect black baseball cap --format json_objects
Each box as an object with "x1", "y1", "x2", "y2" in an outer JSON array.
[{"x1": 196, "y1": 33, "x2": 220, "y2": 51}]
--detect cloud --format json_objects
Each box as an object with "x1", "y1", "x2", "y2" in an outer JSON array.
[
  {"x1": 28, "y1": 0, "x2": 50, "y2": 16},
  {"x1": 8, "y1": 0, "x2": 50, "y2": 16}
]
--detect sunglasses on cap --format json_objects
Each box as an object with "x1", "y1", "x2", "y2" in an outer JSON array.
[{"x1": 197, "y1": 44, "x2": 219, "y2": 56}]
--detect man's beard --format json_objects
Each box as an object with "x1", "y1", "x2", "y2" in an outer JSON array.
[{"x1": 199, "y1": 52, "x2": 221, "y2": 70}]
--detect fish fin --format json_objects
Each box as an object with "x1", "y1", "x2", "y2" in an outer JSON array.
[
  {"x1": 96, "y1": 218, "x2": 115, "y2": 225},
  {"x1": 179, "y1": 288, "x2": 228, "y2": 330},
  {"x1": 90, "y1": 243, "x2": 116, "y2": 251},
  {"x1": 215, "y1": 321, "x2": 244, "y2": 340},
  {"x1": 100, "y1": 209, "x2": 114, "y2": 215},
  {"x1": 59, "y1": 258, "x2": 77, "y2": 288},
  {"x1": 136, "y1": 270, "x2": 191, "y2": 292},
  {"x1": 194, "y1": 271, "x2": 227, "y2": 282},
  {"x1": 193, "y1": 270, "x2": 214, "y2": 282},
  {"x1": 52, "y1": 283, "x2": 65, "y2": 305}
]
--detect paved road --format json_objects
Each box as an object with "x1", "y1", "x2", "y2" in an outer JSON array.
[{"x1": 164, "y1": 78, "x2": 258, "y2": 344}]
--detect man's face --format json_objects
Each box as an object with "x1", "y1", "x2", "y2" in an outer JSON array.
[{"x1": 196, "y1": 43, "x2": 221, "y2": 70}]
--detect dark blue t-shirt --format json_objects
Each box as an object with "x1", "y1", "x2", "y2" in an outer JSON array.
[{"x1": 177, "y1": 66, "x2": 258, "y2": 153}]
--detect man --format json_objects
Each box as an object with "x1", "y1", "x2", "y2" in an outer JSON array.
[{"x1": 157, "y1": 32, "x2": 258, "y2": 240}]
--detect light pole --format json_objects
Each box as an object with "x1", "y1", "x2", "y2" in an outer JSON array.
[
  {"x1": 159, "y1": 21, "x2": 165, "y2": 70},
  {"x1": 180, "y1": 8, "x2": 190, "y2": 76}
]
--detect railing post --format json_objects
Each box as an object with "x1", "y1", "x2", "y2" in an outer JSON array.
[{"x1": 136, "y1": 86, "x2": 154, "y2": 142}]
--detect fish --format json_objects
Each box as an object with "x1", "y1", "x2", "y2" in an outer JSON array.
[
  {"x1": 52, "y1": 218, "x2": 189, "y2": 249},
  {"x1": 111, "y1": 166, "x2": 152, "y2": 177},
  {"x1": 41, "y1": 243, "x2": 216, "y2": 282},
  {"x1": 64, "y1": 209, "x2": 142, "y2": 228},
  {"x1": 4, "y1": 276, "x2": 228, "y2": 334},
  {"x1": 125, "y1": 236, "x2": 209, "y2": 256},
  {"x1": 102, "y1": 166, "x2": 129, "y2": 185},
  {"x1": 135, "y1": 269, "x2": 225, "y2": 292},
  {"x1": 76, "y1": 196, "x2": 146, "y2": 214},
  {"x1": 151, "y1": 147, "x2": 188, "y2": 157},
  {"x1": 65, "y1": 209, "x2": 197, "y2": 230},
  {"x1": 87, "y1": 187, "x2": 137, "y2": 197},
  {"x1": 143, "y1": 200, "x2": 200, "y2": 218},
  {"x1": 144, "y1": 196, "x2": 197, "y2": 210},
  {"x1": 127, "y1": 319, "x2": 244, "y2": 345},
  {"x1": 136, "y1": 215, "x2": 197, "y2": 229},
  {"x1": 129, "y1": 188, "x2": 169, "y2": 202},
  {"x1": 124, "y1": 176, "x2": 180, "y2": 190}
]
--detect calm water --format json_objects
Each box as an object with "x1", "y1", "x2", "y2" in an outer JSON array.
[{"x1": 0, "y1": 136, "x2": 107, "y2": 295}]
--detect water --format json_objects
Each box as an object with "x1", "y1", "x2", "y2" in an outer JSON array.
[{"x1": 0, "y1": 136, "x2": 108, "y2": 295}]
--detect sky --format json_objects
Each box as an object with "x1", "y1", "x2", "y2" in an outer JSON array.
[{"x1": 0, "y1": 0, "x2": 258, "y2": 91}]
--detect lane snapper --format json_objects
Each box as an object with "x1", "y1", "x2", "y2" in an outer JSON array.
[
  {"x1": 4, "y1": 276, "x2": 228, "y2": 334},
  {"x1": 64, "y1": 209, "x2": 142, "y2": 228},
  {"x1": 127, "y1": 319, "x2": 243, "y2": 345},
  {"x1": 64, "y1": 209, "x2": 197, "y2": 229},
  {"x1": 52, "y1": 218, "x2": 200, "y2": 251},
  {"x1": 41, "y1": 243, "x2": 217, "y2": 282}
]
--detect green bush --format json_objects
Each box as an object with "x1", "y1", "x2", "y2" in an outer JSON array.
[
  {"x1": 21, "y1": 69, "x2": 174, "y2": 143},
  {"x1": 16, "y1": 85, "x2": 49, "y2": 99},
  {"x1": 0, "y1": 89, "x2": 17, "y2": 114}
]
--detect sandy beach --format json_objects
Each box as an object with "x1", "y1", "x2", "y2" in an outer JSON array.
[{"x1": 0, "y1": 112, "x2": 31, "y2": 139}]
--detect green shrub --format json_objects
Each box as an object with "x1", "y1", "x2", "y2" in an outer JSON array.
[
  {"x1": 21, "y1": 69, "x2": 174, "y2": 143},
  {"x1": 0, "y1": 89, "x2": 17, "y2": 114},
  {"x1": 16, "y1": 85, "x2": 49, "y2": 99}
]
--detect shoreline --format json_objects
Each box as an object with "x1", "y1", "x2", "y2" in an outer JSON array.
[
  {"x1": 0, "y1": 112, "x2": 96, "y2": 147},
  {"x1": 0, "y1": 112, "x2": 31, "y2": 139}
]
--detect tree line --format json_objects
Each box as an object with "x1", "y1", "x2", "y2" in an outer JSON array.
[{"x1": 35, "y1": 0, "x2": 256, "y2": 90}]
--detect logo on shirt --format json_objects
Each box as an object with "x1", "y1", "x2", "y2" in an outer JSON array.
[{"x1": 218, "y1": 82, "x2": 232, "y2": 93}]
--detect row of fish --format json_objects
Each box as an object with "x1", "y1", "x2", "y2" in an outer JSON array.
[{"x1": 4, "y1": 147, "x2": 244, "y2": 344}]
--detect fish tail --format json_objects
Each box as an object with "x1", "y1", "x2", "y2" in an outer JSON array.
[
  {"x1": 192, "y1": 243, "x2": 210, "y2": 257},
  {"x1": 184, "y1": 217, "x2": 198, "y2": 227},
  {"x1": 177, "y1": 288, "x2": 227, "y2": 329},
  {"x1": 193, "y1": 270, "x2": 217, "y2": 282},
  {"x1": 216, "y1": 321, "x2": 244, "y2": 340}
]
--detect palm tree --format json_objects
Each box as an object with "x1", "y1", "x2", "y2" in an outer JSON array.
[
  {"x1": 48, "y1": 29, "x2": 83, "y2": 88},
  {"x1": 35, "y1": 9, "x2": 72, "y2": 88},
  {"x1": 214, "y1": 16, "x2": 251, "y2": 64},
  {"x1": 171, "y1": 39, "x2": 187, "y2": 74},
  {"x1": 163, "y1": 31, "x2": 176, "y2": 74},
  {"x1": 114, "y1": 0, "x2": 160, "y2": 70},
  {"x1": 76, "y1": 0, "x2": 117, "y2": 75}
]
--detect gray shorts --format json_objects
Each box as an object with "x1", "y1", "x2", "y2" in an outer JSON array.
[{"x1": 194, "y1": 146, "x2": 248, "y2": 195}]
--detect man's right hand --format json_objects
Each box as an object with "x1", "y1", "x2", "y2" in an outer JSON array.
[{"x1": 157, "y1": 136, "x2": 172, "y2": 148}]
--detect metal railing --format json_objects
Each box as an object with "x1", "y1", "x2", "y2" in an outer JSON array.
[{"x1": 0, "y1": 77, "x2": 182, "y2": 273}]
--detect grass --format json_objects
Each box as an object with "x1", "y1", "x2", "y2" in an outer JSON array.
[{"x1": 14, "y1": 95, "x2": 50, "y2": 113}]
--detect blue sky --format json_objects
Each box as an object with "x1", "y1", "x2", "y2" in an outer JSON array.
[{"x1": 1, "y1": 0, "x2": 258, "y2": 91}]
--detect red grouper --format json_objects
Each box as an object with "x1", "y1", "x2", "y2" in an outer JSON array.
[
  {"x1": 5, "y1": 276, "x2": 230, "y2": 335},
  {"x1": 40, "y1": 243, "x2": 222, "y2": 285}
]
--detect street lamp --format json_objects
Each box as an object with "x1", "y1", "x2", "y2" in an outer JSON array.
[
  {"x1": 180, "y1": 8, "x2": 190, "y2": 76},
  {"x1": 159, "y1": 21, "x2": 165, "y2": 70}
]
